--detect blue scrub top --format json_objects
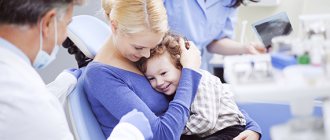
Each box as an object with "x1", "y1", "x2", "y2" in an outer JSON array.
[{"x1": 164, "y1": 0, "x2": 237, "y2": 69}]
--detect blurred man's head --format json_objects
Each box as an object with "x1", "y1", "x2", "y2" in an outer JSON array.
[{"x1": 0, "y1": 0, "x2": 84, "y2": 68}]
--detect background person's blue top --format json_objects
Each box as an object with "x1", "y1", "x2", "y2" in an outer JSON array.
[
  {"x1": 83, "y1": 62, "x2": 201, "y2": 140},
  {"x1": 164, "y1": 0, "x2": 237, "y2": 69}
]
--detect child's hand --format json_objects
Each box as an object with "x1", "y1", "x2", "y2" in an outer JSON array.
[{"x1": 179, "y1": 38, "x2": 201, "y2": 70}]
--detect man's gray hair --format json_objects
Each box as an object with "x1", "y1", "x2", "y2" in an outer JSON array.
[{"x1": 0, "y1": 0, "x2": 84, "y2": 26}]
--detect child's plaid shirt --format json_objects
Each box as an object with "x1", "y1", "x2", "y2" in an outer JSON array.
[{"x1": 183, "y1": 69, "x2": 246, "y2": 137}]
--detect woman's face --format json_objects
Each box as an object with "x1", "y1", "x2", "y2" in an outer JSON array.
[{"x1": 114, "y1": 31, "x2": 164, "y2": 62}]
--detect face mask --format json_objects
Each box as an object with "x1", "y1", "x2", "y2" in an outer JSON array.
[{"x1": 33, "y1": 18, "x2": 60, "y2": 69}]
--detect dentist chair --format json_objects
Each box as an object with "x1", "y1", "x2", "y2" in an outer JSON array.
[{"x1": 65, "y1": 15, "x2": 110, "y2": 140}]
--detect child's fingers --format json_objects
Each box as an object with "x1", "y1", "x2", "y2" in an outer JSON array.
[{"x1": 179, "y1": 37, "x2": 187, "y2": 52}]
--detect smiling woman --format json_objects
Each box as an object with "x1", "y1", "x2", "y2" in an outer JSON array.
[{"x1": 81, "y1": 0, "x2": 202, "y2": 140}]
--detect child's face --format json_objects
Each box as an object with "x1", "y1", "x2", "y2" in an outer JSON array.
[{"x1": 144, "y1": 51, "x2": 181, "y2": 96}]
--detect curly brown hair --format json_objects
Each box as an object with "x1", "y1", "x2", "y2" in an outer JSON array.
[{"x1": 136, "y1": 32, "x2": 183, "y2": 73}]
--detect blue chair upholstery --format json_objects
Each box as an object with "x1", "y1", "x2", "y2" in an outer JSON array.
[
  {"x1": 67, "y1": 71, "x2": 106, "y2": 140},
  {"x1": 66, "y1": 15, "x2": 111, "y2": 140},
  {"x1": 239, "y1": 103, "x2": 323, "y2": 140}
]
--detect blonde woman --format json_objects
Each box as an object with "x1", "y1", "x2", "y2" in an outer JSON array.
[{"x1": 83, "y1": 0, "x2": 202, "y2": 139}]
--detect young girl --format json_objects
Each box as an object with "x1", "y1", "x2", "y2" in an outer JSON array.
[{"x1": 137, "y1": 33, "x2": 246, "y2": 140}]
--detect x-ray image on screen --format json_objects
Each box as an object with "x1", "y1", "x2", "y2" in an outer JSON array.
[{"x1": 252, "y1": 12, "x2": 293, "y2": 49}]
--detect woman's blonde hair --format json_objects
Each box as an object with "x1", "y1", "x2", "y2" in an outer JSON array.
[{"x1": 102, "y1": 0, "x2": 168, "y2": 34}]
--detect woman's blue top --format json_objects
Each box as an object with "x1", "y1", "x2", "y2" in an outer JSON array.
[{"x1": 83, "y1": 62, "x2": 202, "y2": 140}]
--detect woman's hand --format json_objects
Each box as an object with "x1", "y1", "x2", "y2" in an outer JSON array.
[
  {"x1": 179, "y1": 38, "x2": 201, "y2": 70},
  {"x1": 233, "y1": 130, "x2": 260, "y2": 140},
  {"x1": 243, "y1": 42, "x2": 267, "y2": 54}
]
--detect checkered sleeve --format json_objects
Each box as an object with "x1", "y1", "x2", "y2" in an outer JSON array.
[
  {"x1": 183, "y1": 70, "x2": 218, "y2": 135},
  {"x1": 216, "y1": 82, "x2": 246, "y2": 129}
]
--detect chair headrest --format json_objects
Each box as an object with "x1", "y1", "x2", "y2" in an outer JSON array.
[{"x1": 67, "y1": 15, "x2": 111, "y2": 58}]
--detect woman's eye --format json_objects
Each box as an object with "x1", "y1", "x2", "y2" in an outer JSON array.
[
  {"x1": 161, "y1": 72, "x2": 166, "y2": 76},
  {"x1": 135, "y1": 47, "x2": 143, "y2": 50},
  {"x1": 133, "y1": 45, "x2": 143, "y2": 50}
]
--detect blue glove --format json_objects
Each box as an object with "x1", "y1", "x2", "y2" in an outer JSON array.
[
  {"x1": 120, "y1": 109, "x2": 153, "y2": 140},
  {"x1": 65, "y1": 68, "x2": 82, "y2": 78}
]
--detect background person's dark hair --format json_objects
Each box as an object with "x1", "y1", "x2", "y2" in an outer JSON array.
[
  {"x1": 0, "y1": 0, "x2": 83, "y2": 26},
  {"x1": 62, "y1": 38, "x2": 92, "y2": 68},
  {"x1": 229, "y1": 0, "x2": 260, "y2": 8}
]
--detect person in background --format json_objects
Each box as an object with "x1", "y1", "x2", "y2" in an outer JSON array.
[
  {"x1": 163, "y1": 0, "x2": 264, "y2": 139},
  {"x1": 136, "y1": 33, "x2": 247, "y2": 140},
  {"x1": 164, "y1": 0, "x2": 267, "y2": 70}
]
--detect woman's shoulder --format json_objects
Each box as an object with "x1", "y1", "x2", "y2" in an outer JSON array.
[
  {"x1": 83, "y1": 62, "x2": 121, "y2": 82},
  {"x1": 86, "y1": 61, "x2": 126, "y2": 74},
  {"x1": 85, "y1": 61, "x2": 114, "y2": 75},
  {"x1": 84, "y1": 61, "x2": 145, "y2": 82}
]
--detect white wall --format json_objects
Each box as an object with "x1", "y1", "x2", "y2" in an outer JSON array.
[
  {"x1": 302, "y1": 0, "x2": 330, "y2": 15},
  {"x1": 234, "y1": 0, "x2": 330, "y2": 43}
]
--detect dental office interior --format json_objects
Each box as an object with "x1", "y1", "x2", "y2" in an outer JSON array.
[{"x1": 37, "y1": 0, "x2": 330, "y2": 140}]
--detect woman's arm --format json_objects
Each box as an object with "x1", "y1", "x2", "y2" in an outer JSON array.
[
  {"x1": 235, "y1": 109, "x2": 262, "y2": 140},
  {"x1": 234, "y1": 130, "x2": 261, "y2": 140},
  {"x1": 207, "y1": 38, "x2": 266, "y2": 55},
  {"x1": 84, "y1": 66, "x2": 201, "y2": 140},
  {"x1": 207, "y1": 6, "x2": 266, "y2": 56},
  {"x1": 240, "y1": 109, "x2": 262, "y2": 134}
]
